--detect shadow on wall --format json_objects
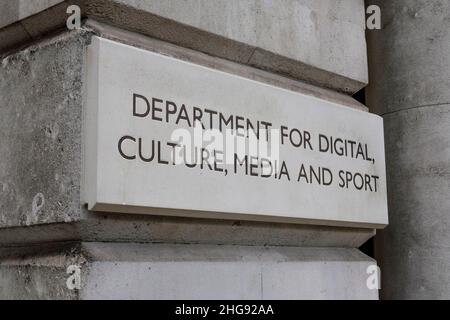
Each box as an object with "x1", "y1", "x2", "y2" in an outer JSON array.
[{"x1": 352, "y1": 87, "x2": 375, "y2": 259}]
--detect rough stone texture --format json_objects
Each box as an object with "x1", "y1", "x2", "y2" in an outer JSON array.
[
  {"x1": 0, "y1": 242, "x2": 378, "y2": 300},
  {"x1": 0, "y1": 215, "x2": 376, "y2": 248},
  {"x1": 0, "y1": 242, "x2": 83, "y2": 299},
  {"x1": 366, "y1": 0, "x2": 450, "y2": 299},
  {"x1": 0, "y1": 0, "x2": 368, "y2": 93},
  {"x1": 0, "y1": 30, "x2": 89, "y2": 227},
  {"x1": 376, "y1": 106, "x2": 450, "y2": 299},
  {"x1": 101, "y1": 0, "x2": 368, "y2": 93}
]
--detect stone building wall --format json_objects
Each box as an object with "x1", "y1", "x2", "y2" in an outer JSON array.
[{"x1": 0, "y1": 0, "x2": 380, "y2": 299}]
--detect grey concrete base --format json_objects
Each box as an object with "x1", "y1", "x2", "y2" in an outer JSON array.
[{"x1": 0, "y1": 242, "x2": 378, "y2": 300}]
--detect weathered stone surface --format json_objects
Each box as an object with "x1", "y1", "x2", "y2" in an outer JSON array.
[
  {"x1": 375, "y1": 106, "x2": 450, "y2": 299},
  {"x1": 366, "y1": 0, "x2": 450, "y2": 300},
  {"x1": 0, "y1": 30, "x2": 89, "y2": 227},
  {"x1": 366, "y1": 0, "x2": 450, "y2": 115},
  {"x1": 0, "y1": 0, "x2": 64, "y2": 29},
  {"x1": 1, "y1": 0, "x2": 368, "y2": 93},
  {"x1": 0, "y1": 216, "x2": 376, "y2": 248},
  {"x1": 103, "y1": 0, "x2": 368, "y2": 92},
  {"x1": 0, "y1": 242, "x2": 379, "y2": 300},
  {"x1": 0, "y1": 242, "x2": 83, "y2": 300}
]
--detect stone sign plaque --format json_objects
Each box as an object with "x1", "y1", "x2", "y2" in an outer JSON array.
[{"x1": 84, "y1": 36, "x2": 388, "y2": 228}]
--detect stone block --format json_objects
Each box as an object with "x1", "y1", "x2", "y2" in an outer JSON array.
[
  {"x1": 375, "y1": 105, "x2": 450, "y2": 299},
  {"x1": 366, "y1": 0, "x2": 450, "y2": 115},
  {"x1": 1, "y1": 0, "x2": 369, "y2": 93},
  {"x1": 0, "y1": 242, "x2": 379, "y2": 299}
]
